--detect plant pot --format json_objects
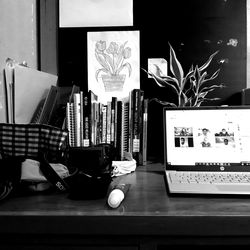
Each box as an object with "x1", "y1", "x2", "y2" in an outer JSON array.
[{"x1": 102, "y1": 74, "x2": 126, "y2": 92}]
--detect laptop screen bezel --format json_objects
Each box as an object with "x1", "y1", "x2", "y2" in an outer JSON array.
[{"x1": 163, "y1": 105, "x2": 250, "y2": 172}]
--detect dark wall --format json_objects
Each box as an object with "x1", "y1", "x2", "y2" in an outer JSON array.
[
  {"x1": 58, "y1": 0, "x2": 246, "y2": 161},
  {"x1": 59, "y1": 0, "x2": 246, "y2": 104}
]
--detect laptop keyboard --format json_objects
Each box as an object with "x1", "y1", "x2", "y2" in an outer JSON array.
[{"x1": 169, "y1": 172, "x2": 250, "y2": 184}]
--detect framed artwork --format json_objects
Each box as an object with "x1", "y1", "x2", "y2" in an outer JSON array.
[{"x1": 87, "y1": 30, "x2": 140, "y2": 104}]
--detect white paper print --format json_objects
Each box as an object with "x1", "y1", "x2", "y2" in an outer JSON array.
[
  {"x1": 59, "y1": 0, "x2": 133, "y2": 27},
  {"x1": 88, "y1": 30, "x2": 140, "y2": 104}
]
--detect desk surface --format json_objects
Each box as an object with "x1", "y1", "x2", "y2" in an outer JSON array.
[{"x1": 1, "y1": 163, "x2": 250, "y2": 238}]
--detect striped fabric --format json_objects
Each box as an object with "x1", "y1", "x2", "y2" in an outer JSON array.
[{"x1": 0, "y1": 123, "x2": 68, "y2": 160}]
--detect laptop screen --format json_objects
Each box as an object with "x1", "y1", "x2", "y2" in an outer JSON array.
[{"x1": 163, "y1": 106, "x2": 250, "y2": 169}]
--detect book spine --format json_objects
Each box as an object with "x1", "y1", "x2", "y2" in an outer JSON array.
[
  {"x1": 123, "y1": 102, "x2": 130, "y2": 154},
  {"x1": 89, "y1": 90, "x2": 98, "y2": 146},
  {"x1": 138, "y1": 90, "x2": 145, "y2": 165},
  {"x1": 116, "y1": 101, "x2": 123, "y2": 160},
  {"x1": 131, "y1": 89, "x2": 144, "y2": 163},
  {"x1": 35, "y1": 85, "x2": 58, "y2": 125},
  {"x1": 93, "y1": 98, "x2": 99, "y2": 145},
  {"x1": 139, "y1": 90, "x2": 145, "y2": 165},
  {"x1": 128, "y1": 91, "x2": 133, "y2": 154},
  {"x1": 73, "y1": 93, "x2": 81, "y2": 147},
  {"x1": 66, "y1": 102, "x2": 75, "y2": 147},
  {"x1": 96, "y1": 102, "x2": 101, "y2": 144},
  {"x1": 142, "y1": 98, "x2": 148, "y2": 165},
  {"x1": 83, "y1": 94, "x2": 90, "y2": 147},
  {"x1": 132, "y1": 89, "x2": 140, "y2": 159},
  {"x1": 62, "y1": 84, "x2": 80, "y2": 130},
  {"x1": 80, "y1": 91, "x2": 84, "y2": 146},
  {"x1": 101, "y1": 104, "x2": 107, "y2": 143},
  {"x1": 106, "y1": 101, "x2": 112, "y2": 144},
  {"x1": 111, "y1": 97, "x2": 117, "y2": 147}
]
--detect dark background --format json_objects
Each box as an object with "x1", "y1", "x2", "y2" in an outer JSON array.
[{"x1": 58, "y1": 0, "x2": 246, "y2": 161}]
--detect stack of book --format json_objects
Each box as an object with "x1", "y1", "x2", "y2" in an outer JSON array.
[{"x1": 65, "y1": 88, "x2": 148, "y2": 166}]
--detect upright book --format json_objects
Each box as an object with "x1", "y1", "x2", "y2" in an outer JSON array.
[
  {"x1": 130, "y1": 89, "x2": 144, "y2": 163},
  {"x1": 33, "y1": 85, "x2": 58, "y2": 124}
]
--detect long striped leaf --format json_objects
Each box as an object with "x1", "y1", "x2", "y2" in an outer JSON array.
[
  {"x1": 149, "y1": 98, "x2": 177, "y2": 107},
  {"x1": 169, "y1": 43, "x2": 184, "y2": 89},
  {"x1": 200, "y1": 84, "x2": 225, "y2": 93},
  {"x1": 144, "y1": 68, "x2": 180, "y2": 94},
  {"x1": 198, "y1": 50, "x2": 219, "y2": 72},
  {"x1": 202, "y1": 69, "x2": 220, "y2": 85}
]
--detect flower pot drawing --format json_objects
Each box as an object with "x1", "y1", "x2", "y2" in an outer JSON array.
[
  {"x1": 95, "y1": 40, "x2": 132, "y2": 92},
  {"x1": 102, "y1": 74, "x2": 126, "y2": 92}
]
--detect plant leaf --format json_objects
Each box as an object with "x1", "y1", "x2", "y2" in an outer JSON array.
[
  {"x1": 184, "y1": 83, "x2": 196, "y2": 98},
  {"x1": 202, "y1": 69, "x2": 221, "y2": 84},
  {"x1": 198, "y1": 91, "x2": 208, "y2": 99},
  {"x1": 183, "y1": 65, "x2": 194, "y2": 82},
  {"x1": 200, "y1": 84, "x2": 225, "y2": 93},
  {"x1": 169, "y1": 43, "x2": 184, "y2": 89},
  {"x1": 150, "y1": 73, "x2": 180, "y2": 94},
  {"x1": 194, "y1": 65, "x2": 201, "y2": 85},
  {"x1": 197, "y1": 71, "x2": 208, "y2": 89},
  {"x1": 149, "y1": 98, "x2": 177, "y2": 107},
  {"x1": 180, "y1": 92, "x2": 189, "y2": 107},
  {"x1": 196, "y1": 97, "x2": 221, "y2": 106},
  {"x1": 142, "y1": 68, "x2": 180, "y2": 94},
  {"x1": 198, "y1": 50, "x2": 219, "y2": 72},
  {"x1": 184, "y1": 97, "x2": 194, "y2": 107}
]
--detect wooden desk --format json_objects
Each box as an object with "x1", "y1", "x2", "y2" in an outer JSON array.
[{"x1": 1, "y1": 163, "x2": 250, "y2": 249}]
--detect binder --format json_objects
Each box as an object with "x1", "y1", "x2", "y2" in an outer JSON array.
[
  {"x1": 4, "y1": 62, "x2": 58, "y2": 124},
  {"x1": 3, "y1": 66, "x2": 14, "y2": 123},
  {"x1": 0, "y1": 69, "x2": 8, "y2": 123},
  {"x1": 14, "y1": 65, "x2": 58, "y2": 124}
]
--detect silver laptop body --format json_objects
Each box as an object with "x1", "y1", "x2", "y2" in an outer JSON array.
[{"x1": 163, "y1": 106, "x2": 250, "y2": 195}]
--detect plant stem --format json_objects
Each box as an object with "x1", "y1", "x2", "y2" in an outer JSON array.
[{"x1": 178, "y1": 93, "x2": 182, "y2": 107}]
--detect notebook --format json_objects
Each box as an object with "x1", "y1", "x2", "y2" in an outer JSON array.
[{"x1": 163, "y1": 106, "x2": 250, "y2": 195}]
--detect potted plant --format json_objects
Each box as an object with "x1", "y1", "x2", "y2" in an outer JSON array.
[
  {"x1": 143, "y1": 43, "x2": 224, "y2": 107},
  {"x1": 95, "y1": 40, "x2": 132, "y2": 92}
]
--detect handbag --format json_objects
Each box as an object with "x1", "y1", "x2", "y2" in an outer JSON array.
[{"x1": 0, "y1": 123, "x2": 115, "y2": 201}]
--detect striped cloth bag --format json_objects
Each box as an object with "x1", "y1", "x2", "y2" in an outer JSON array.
[{"x1": 0, "y1": 123, "x2": 68, "y2": 160}]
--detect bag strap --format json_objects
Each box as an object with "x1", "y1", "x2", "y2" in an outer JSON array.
[{"x1": 39, "y1": 153, "x2": 70, "y2": 191}]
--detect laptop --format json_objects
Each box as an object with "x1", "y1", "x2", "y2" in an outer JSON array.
[{"x1": 163, "y1": 106, "x2": 250, "y2": 195}]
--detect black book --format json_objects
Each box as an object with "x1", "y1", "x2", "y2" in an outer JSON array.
[{"x1": 111, "y1": 97, "x2": 117, "y2": 147}]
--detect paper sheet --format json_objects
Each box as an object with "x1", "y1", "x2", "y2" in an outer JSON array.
[
  {"x1": 14, "y1": 65, "x2": 58, "y2": 123},
  {"x1": 59, "y1": 0, "x2": 133, "y2": 27}
]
